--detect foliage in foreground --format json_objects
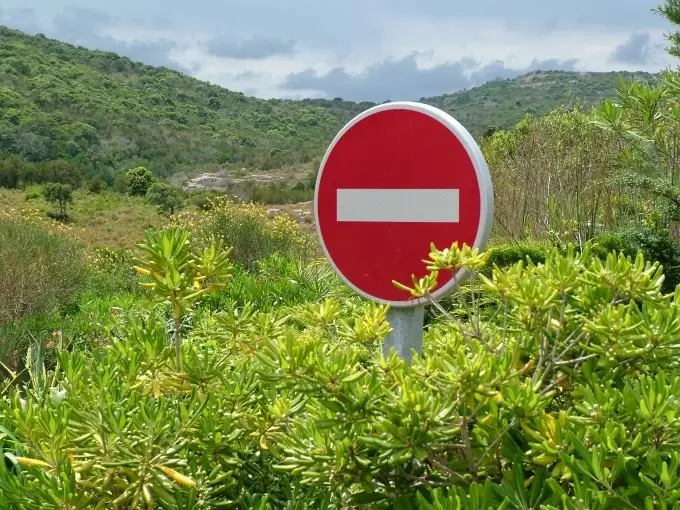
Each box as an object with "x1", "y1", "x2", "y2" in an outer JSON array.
[
  {"x1": 0, "y1": 244, "x2": 679, "y2": 508},
  {"x1": 133, "y1": 226, "x2": 233, "y2": 370}
]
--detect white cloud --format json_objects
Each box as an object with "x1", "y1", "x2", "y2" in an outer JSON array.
[
  {"x1": 0, "y1": 0, "x2": 677, "y2": 100},
  {"x1": 379, "y1": 17, "x2": 673, "y2": 71}
]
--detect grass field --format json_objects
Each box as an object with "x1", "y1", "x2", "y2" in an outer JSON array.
[
  {"x1": 1, "y1": 187, "x2": 167, "y2": 248},
  {"x1": 0, "y1": 187, "x2": 318, "y2": 250}
]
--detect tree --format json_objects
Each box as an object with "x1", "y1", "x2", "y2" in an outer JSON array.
[
  {"x1": 146, "y1": 182, "x2": 184, "y2": 215},
  {"x1": 656, "y1": 0, "x2": 680, "y2": 57},
  {"x1": 126, "y1": 166, "x2": 155, "y2": 196},
  {"x1": 39, "y1": 160, "x2": 83, "y2": 187},
  {"x1": 42, "y1": 183, "x2": 73, "y2": 220},
  {"x1": 0, "y1": 155, "x2": 24, "y2": 189},
  {"x1": 87, "y1": 175, "x2": 104, "y2": 193}
]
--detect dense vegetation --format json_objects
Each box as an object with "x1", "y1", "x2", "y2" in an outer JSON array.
[
  {"x1": 4, "y1": 2, "x2": 680, "y2": 508},
  {"x1": 0, "y1": 24, "x2": 655, "y2": 187},
  {"x1": 0, "y1": 25, "x2": 362, "y2": 181},
  {"x1": 427, "y1": 70, "x2": 657, "y2": 137}
]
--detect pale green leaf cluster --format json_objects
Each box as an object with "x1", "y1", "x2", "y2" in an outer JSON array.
[{"x1": 0, "y1": 244, "x2": 679, "y2": 508}]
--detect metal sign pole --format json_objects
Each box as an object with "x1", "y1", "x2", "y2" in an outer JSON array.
[{"x1": 382, "y1": 305, "x2": 425, "y2": 363}]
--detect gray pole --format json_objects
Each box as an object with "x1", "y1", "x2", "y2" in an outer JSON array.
[{"x1": 382, "y1": 305, "x2": 425, "y2": 363}]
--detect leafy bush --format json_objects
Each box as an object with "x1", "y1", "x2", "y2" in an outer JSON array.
[
  {"x1": 201, "y1": 253, "x2": 351, "y2": 312},
  {"x1": 249, "y1": 182, "x2": 314, "y2": 205},
  {"x1": 426, "y1": 242, "x2": 551, "y2": 325},
  {"x1": 146, "y1": 181, "x2": 185, "y2": 215},
  {"x1": 482, "y1": 241, "x2": 550, "y2": 275},
  {"x1": 483, "y1": 108, "x2": 620, "y2": 241},
  {"x1": 1, "y1": 245, "x2": 680, "y2": 508},
  {"x1": 173, "y1": 196, "x2": 314, "y2": 270},
  {"x1": 24, "y1": 189, "x2": 40, "y2": 201},
  {"x1": 188, "y1": 191, "x2": 218, "y2": 211},
  {"x1": 0, "y1": 290, "x2": 144, "y2": 376},
  {"x1": 87, "y1": 176, "x2": 104, "y2": 193},
  {"x1": 132, "y1": 226, "x2": 233, "y2": 370},
  {"x1": 126, "y1": 166, "x2": 155, "y2": 197},
  {"x1": 86, "y1": 247, "x2": 141, "y2": 295},
  {"x1": 592, "y1": 226, "x2": 680, "y2": 292},
  {"x1": 0, "y1": 214, "x2": 87, "y2": 372}
]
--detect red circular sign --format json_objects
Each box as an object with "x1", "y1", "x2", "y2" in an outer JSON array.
[{"x1": 314, "y1": 101, "x2": 493, "y2": 307}]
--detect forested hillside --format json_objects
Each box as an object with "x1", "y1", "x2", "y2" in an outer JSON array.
[
  {"x1": 0, "y1": 26, "x2": 372, "y2": 182},
  {"x1": 0, "y1": 25, "x2": 657, "y2": 183}
]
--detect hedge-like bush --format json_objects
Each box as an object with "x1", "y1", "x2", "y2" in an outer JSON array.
[
  {"x1": 0, "y1": 244, "x2": 678, "y2": 508},
  {"x1": 592, "y1": 226, "x2": 680, "y2": 292}
]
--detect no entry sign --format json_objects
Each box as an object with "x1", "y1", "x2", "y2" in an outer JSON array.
[{"x1": 314, "y1": 101, "x2": 493, "y2": 307}]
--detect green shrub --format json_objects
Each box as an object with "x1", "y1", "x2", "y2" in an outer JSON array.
[
  {"x1": 482, "y1": 241, "x2": 550, "y2": 274},
  {"x1": 0, "y1": 290, "x2": 144, "y2": 376},
  {"x1": 0, "y1": 215, "x2": 87, "y2": 372},
  {"x1": 145, "y1": 181, "x2": 184, "y2": 215},
  {"x1": 426, "y1": 241, "x2": 551, "y2": 325},
  {"x1": 42, "y1": 182, "x2": 73, "y2": 220},
  {"x1": 249, "y1": 182, "x2": 314, "y2": 204},
  {"x1": 86, "y1": 247, "x2": 141, "y2": 295},
  {"x1": 125, "y1": 166, "x2": 155, "y2": 196},
  {"x1": 131, "y1": 226, "x2": 233, "y2": 371},
  {"x1": 188, "y1": 192, "x2": 216, "y2": 211},
  {"x1": 1, "y1": 245, "x2": 679, "y2": 507},
  {"x1": 174, "y1": 196, "x2": 314, "y2": 270},
  {"x1": 202, "y1": 253, "x2": 350, "y2": 312},
  {"x1": 592, "y1": 226, "x2": 680, "y2": 292},
  {"x1": 87, "y1": 175, "x2": 104, "y2": 193}
]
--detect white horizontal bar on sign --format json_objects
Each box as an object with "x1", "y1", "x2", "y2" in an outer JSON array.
[{"x1": 336, "y1": 188, "x2": 460, "y2": 223}]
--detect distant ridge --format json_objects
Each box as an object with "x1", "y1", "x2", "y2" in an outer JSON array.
[{"x1": 0, "y1": 25, "x2": 655, "y2": 178}]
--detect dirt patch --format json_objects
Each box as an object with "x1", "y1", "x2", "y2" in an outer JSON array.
[{"x1": 184, "y1": 169, "x2": 287, "y2": 191}]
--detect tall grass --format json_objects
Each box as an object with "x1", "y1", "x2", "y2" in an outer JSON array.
[{"x1": 0, "y1": 214, "x2": 87, "y2": 324}]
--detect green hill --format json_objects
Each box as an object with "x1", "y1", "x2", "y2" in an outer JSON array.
[
  {"x1": 424, "y1": 69, "x2": 658, "y2": 136},
  {"x1": 0, "y1": 26, "x2": 372, "y2": 182},
  {"x1": 0, "y1": 25, "x2": 657, "y2": 182}
]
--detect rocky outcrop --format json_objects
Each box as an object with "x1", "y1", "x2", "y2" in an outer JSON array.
[{"x1": 183, "y1": 170, "x2": 286, "y2": 191}]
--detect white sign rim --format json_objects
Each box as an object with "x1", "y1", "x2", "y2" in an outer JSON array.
[{"x1": 313, "y1": 100, "x2": 494, "y2": 308}]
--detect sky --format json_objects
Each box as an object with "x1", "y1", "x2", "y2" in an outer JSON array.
[{"x1": 0, "y1": 1, "x2": 677, "y2": 101}]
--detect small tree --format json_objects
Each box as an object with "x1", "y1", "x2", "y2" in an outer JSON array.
[
  {"x1": 146, "y1": 182, "x2": 184, "y2": 215},
  {"x1": 0, "y1": 155, "x2": 24, "y2": 189},
  {"x1": 126, "y1": 166, "x2": 155, "y2": 196},
  {"x1": 42, "y1": 183, "x2": 73, "y2": 220},
  {"x1": 133, "y1": 227, "x2": 233, "y2": 370}
]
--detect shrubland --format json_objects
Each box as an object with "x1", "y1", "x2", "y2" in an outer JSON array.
[
  {"x1": 0, "y1": 210, "x2": 86, "y2": 326},
  {"x1": 5, "y1": 78, "x2": 680, "y2": 506},
  {"x1": 0, "y1": 23, "x2": 658, "y2": 223},
  {"x1": 3, "y1": 3, "x2": 680, "y2": 508},
  {"x1": 1, "y1": 221, "x2": 680, "y2": 508},
  {"x1": 0, "y1": 24, "x2": 646, "y2": 184}
]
